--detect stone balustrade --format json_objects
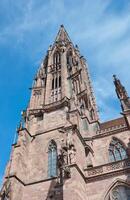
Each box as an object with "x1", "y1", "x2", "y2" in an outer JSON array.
[{"x1": 85, "y1": 159, "x2": 130, "y2": 178}]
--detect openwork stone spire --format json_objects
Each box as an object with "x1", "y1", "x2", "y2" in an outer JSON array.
[
  {"x1": 28, "y1": 25, "x2": 99, "y2": 125},
  {"x1": 2, "y1": 26, "x2": 130, "y2": 200},
  {"x1": 113, "y1": 75, "x2": 128, "y2": 100},
  {"x1": 113, "y1": 75, "x2": 130, "y2": 111},
  {"x1": 55, "y1": 25, "x2": 72, "y2": 44}
]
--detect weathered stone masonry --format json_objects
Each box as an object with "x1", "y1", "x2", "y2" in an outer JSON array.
[{"x1": 1, "y1": 25, "x2": 130, "y2": 200}]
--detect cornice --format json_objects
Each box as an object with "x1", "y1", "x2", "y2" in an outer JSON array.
[
  {"x1": 4, "y1": 160, "x2": 130, "y2": 186},
  {"x1": 43, "y1": 96, "x2": 70, "y2": 112},
  {"x1": 5, "y1": 175, "x2": 57, "y2": 186},
  {"x1": 28, "y1": 97, "x2": 70, "y2": 115}
]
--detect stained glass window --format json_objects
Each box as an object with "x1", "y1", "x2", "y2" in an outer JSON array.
[
  {"x1": 48, "y1": 140, "x2": 57, "y2": 178},
  {"x1": 109, "y1": 138, "x2": 127, "y2": 162},
  {"x1": 108, "y1": 185, "x2": 130, "y2": 200}
]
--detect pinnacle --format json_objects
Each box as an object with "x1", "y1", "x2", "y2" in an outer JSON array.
[
  {"x1": 113, "y1": 74, "x2": 116, "y2": 80},
  {"x1": 55, "y1": 25, "x2": 72, "y2": 43}
]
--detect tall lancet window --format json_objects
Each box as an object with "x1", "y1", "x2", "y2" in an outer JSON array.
[
  {"x1": 53, "y1": 51, "x2": 61, "y2": 69},
  {"x1": 59, "y1": 76, "x2": 61, "y2": 88},
  {"x1": 48, "y1": 140, "x2": 57, "y2": 178},
  {"x1": 67, "y1": 50, "x2": 73, "y2": 68},
  {"x1": 52, "y1": 78, "x2": 54, "y2": 90},
  {"x1": 109, "y1": 138, "x2": 127, "y2": 162}
]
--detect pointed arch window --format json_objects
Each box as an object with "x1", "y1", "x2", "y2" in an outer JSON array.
[
  {"x1": 109, "y1": 138, "x2": 127, "y2": 162},
  {"x1": 52, "y1": 78, "x2": 54, "y2": 90},
  {"x1": 90, "y1": 108, "x2": 95, "y2": 121},
  {"x1": 67, "y1": 50, "x2": 73, "y2": 68},
  {"x1": 107, "y1": 185, "x2": 130, "y2": 200},
  {"x1": 53, "y1": 51, "x2": 61, "y2": 69},
  {"x1": 59, "y1": 76, "x2": 61, "y2": 88},
  {"x1": 55, "y1": 77, "x2": 58, "y2": 89},
  {"x1": 48, "y1": 140, "x2": 57, "y2": 178}
]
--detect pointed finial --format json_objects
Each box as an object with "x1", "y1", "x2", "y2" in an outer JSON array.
[
  {"x1": 113, "y1": 74, "x2": 116, "y2": 80},
  {"x1": 113, "y1": 75, "x2": 130, "y2": 111},
  {"x1": 54, "y1": 25, "x2": 72, "y2": 44},
  {"x1": 17, "y1": 120, "x2": 23, "y2": 132},
  {"x1": 113, "y1": 75, "x2": 128, "y2": 100},
  {"x1": 48, "y1": 45, "x2": 52, "y2": 52}
]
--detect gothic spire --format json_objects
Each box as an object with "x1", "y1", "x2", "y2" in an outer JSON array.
[
  {"x1": 113, "y1": 75, "x2": 130, "y2": 111},
  {"x1": 54, "y1": 25, "x2": 72, "y2": 44}
]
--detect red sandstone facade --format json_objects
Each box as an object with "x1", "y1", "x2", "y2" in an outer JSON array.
[{"x1": 1, "y1": 26, "x2": 130, "y2": 200}]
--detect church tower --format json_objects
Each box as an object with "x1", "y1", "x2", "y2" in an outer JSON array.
[
  {"x1": 0, "y1": 25, "x2": 99, "y2": 200},
  {"x1": 2, "y1": 25, "x2": 130, "y2": 200}
]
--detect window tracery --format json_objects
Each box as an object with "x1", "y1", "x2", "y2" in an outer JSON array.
[
  {"x1": 51, "y1": 73, "x2": 61, "y2": 102},
  {"x1": 108, "y1": 185, "x2": 130, "y2": 200},
  {"x1": 109, "y1": 138, "x2": 127, "y2": 162}
]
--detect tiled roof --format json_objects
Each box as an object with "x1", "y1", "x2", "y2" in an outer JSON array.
[{"x1": 100, "y1": 117, "x2": 126, "y2": 130}]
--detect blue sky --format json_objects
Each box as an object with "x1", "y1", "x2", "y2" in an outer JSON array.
[{"x1": 0, "y1": 0, "x2": 130, "y2": 184}]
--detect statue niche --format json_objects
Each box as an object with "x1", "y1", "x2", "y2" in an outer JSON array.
[{"x1": 58, "y1": 130, "x2": 76, "y2": 179}]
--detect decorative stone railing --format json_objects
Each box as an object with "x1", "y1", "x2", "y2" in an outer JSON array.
[{"x1": 85, "y1": 159, "x2": 130, "y2": 179}]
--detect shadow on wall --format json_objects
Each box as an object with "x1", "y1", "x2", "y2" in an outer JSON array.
[{"x1": 45, "y1": 178, "x2": 63, "y2": 200}]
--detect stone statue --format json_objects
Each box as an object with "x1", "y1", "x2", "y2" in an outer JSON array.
[
  {"x1": 68, "y1": 146, "x2": 76, "y2": 164},
  {"x1": 66, "y1": 132, "x2": 74, "y2": 149},
  {"x1": 79, "y1": 101, "x2": 85, "y2": 116},
  {"x1": 64, "y1": 106, "x2": 69, "y2": 120},
  {"x1": 58, "y1": 139, "x2": 68, "y2": 166}
]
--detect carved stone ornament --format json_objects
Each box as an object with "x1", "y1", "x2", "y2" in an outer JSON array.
[
  {"x1": 66, "y1": 132, "x2": 75, "y2": 149},
  {"x1": 33, "y1": 89, "x2": 41, "y2": 96},
  {"x1": 57, "y1": 134, "x2": 76, "y2": 179},
  {"x1": 68, "y1": 146, "x2": 76, "y2": 164}
]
